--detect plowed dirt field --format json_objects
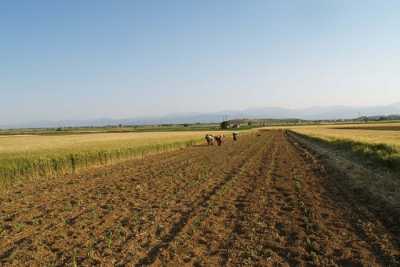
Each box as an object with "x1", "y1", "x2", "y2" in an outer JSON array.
[{"x1": 0, "y1": 130, "x2": 399, "y2": 266}]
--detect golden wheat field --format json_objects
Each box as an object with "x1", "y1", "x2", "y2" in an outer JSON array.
[
  {"x1": 0, "y1": 131, "x2": 232, "y2": 187},
  {"x1": 269, "y1": 122, "x2": 400, "y2": 148},
  {"x1": 0, "y1": 131, "x2": 227, "y2": 157}
]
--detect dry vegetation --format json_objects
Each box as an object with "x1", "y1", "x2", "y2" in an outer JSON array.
[
  {"x1": 0, "y1": 131, "x2": 231, "y2": 188},
  {"x1": 289, "y1": 122, "x2": 400, "y2": 148},
  {"x1": 0, "y1": 131, "x2": 224, "y2": 155}
]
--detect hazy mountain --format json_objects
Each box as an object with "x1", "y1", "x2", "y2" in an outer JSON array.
[{"x1": 2, "y1": 102, "x2": 400, "y2": 129}]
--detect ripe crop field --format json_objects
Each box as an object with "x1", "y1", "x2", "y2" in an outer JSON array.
[
  {"x1": 0, "y1": 130, "x2": 398, "y2": 266},
  {"x1": 0, "y1": 131, "x2": 231, "y2": 188},
  {"x1": 289, "y1": 122, "x2": 400, "y2": 148}
]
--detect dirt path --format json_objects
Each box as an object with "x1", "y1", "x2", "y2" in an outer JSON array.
[{"x1": 0, "y1": 130, "x2": 398, "y2": 266}]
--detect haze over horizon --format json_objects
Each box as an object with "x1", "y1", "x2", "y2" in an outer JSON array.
[
  {"x1": 1, "y1": 1, "x2": 400, "y2": 125},
  {"x1": 2, "y1": 102, "x2": 400, "y2": 129}
]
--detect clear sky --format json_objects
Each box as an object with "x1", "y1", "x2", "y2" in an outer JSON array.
[{"x1": 1, "y1": 0, "x2": 399, "y2": 124}]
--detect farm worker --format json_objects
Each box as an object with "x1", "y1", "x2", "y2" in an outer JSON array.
[
  {"x1": 215, "y1": 134, "x2": 224, "y2": 146},
  {"x1": 205, "y1": 134, "x2": 215, "y2": 145},
  {"x1": 232, "y1": 132, "x2": 239, "y2": 141}
]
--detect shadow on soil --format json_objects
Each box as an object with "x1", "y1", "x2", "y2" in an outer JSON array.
[{"x1": 135, "y1": 159, "x2": 248, "y2": 266}]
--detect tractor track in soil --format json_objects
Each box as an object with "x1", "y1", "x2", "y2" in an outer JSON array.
[{"x1": 0, "y1": 130, "x2": 399, "y2": 266}]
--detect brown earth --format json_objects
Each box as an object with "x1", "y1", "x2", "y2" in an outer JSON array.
[{"x1": 0, "y1": 130, "x2": 399, "y2": 266}]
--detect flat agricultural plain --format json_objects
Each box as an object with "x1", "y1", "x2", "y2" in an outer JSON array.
[{"x1": 0, "y1": 130, "x2": 399, "y2": 266}]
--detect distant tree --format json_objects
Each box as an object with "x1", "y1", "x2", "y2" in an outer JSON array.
[
  {"x1": 183, "y1": 123, "x2": 189, "y2": 127},
  {"x1": 220, "y1": 121, "x2": 229, "y2": 129}
]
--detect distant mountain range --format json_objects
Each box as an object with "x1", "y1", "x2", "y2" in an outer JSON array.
[{"x1": 2, "y1": 102, "x2": 400, "y2": 129}]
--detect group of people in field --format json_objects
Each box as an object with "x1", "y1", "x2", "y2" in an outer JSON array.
[{"x1": 205, "y1": 132, "x2": 238, "y2": 146}]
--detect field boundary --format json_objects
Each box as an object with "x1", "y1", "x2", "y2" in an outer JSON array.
[
  {"x1": 287, "y1": 130, "x2": 400, "y2": 234},
  {"x1": 289, "y1": 130, "x2": 400, "y2": 171}
]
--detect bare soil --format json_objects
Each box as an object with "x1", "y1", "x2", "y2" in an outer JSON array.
[{"x1": 0, "y1": 130, "x2": 399, "y2": 266}]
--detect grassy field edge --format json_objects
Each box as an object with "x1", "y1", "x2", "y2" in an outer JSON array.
[{"x1": 289, "y1": 130, "x2": 400, "y2": 172}]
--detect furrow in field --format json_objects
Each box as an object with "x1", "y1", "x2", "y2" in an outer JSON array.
[
  {"x1": 0, "y1": 148, "x2": 211, "y2": 261},
  {"x1": 128, "y1": 134, "x2": 269, "y2": 266},
  {"x1": 148, "y1": 134, "x2": 275, "y2": 266},
  {"x1": 0, "y1": 141, "x2": 233, "y2": 264},
  {"x1": 1, "y1": 130, "x2": 398, "y2": 266},
  {"x1": 287, "y1": 131, "x2": 400, "y2": 266},
  {"x1": 215, "y1": 134, "x2": 278, "y2": 266},
  {"x1": 0, "y1": 134, "x2": 259, "y2": 266}
]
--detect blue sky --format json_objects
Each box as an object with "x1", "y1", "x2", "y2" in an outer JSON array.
[{"x1": 1, "y1": 1, "x2": 399, "y2": 124}]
